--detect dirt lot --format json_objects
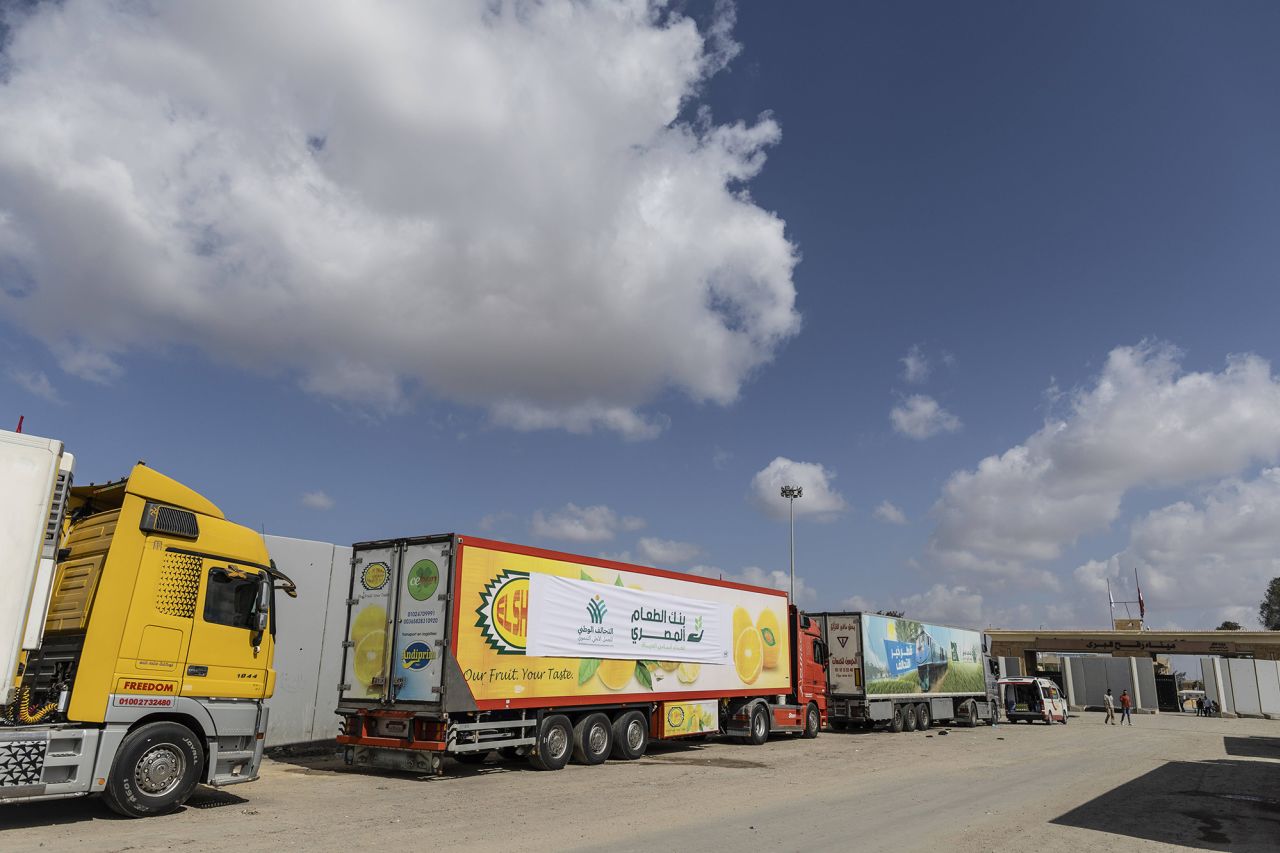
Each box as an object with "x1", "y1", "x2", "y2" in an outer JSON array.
[{"x1": 2, "y1": 712, "x2": 1278, "y2": 852}]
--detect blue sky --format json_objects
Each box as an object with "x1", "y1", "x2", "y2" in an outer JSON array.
[{"x1": 3, "y1": 1, "x2": 1280, "y2": 630}]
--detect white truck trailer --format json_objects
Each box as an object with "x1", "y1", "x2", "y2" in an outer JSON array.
[{"x1": 812, "y1": 611, "x2": 999, "y2": 731}]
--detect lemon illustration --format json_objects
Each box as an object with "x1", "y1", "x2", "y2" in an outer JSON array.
[
  {"x1": 351, "y1": 605, "x2": 386, "y2": 641},
  {"x1": 353, "y1": 632, "x2": 386, "y2": 694},
  {"x1": 658, "y1": 661, "x2": 680, "y2": 672},
  {"x1": 676, "y1": 662, "x2": 701, "y2": 684},
  {"x1": 734, "y1": 627, "x2": 763, "y2": 685},
  {"x1": 757, "y1": 609, "x2": 781, "y2": 669},
  {"x1": 598, "y1": 658, "x2": 635, "y2": 691},
  {"x1": 732, "y1": 607, "x2": 752, "y2": 646}
]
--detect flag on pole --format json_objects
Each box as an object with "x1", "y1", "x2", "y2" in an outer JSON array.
[{"x1": 1135, "y1": 568, "x2": 1145, "y2": 620}]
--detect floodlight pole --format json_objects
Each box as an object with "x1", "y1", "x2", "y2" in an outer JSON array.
[{"x1": 781, "y1": 485, "x2": 803, "y2": 603}]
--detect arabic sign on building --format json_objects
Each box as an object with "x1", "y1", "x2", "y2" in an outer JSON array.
[{"x1": 526, "y1": 574, "x2": 727, "y2": 663}]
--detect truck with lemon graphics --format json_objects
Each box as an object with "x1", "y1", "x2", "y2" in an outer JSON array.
[
  {"x1": 813, "y1": 611, "x2": 999, "y2": 732},
  {"x1": 336, "y1": 535, "x2": 828, "y2": 772},
  {"x1": 1, "y1": 428, "x2": 291, "y2": 817}
]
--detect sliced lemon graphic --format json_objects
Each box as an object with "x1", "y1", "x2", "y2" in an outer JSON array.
[
  {"x1": 351, "y1": 605, "x2": 386, "y2": 641},
  {"x1": 732, "y1": 606, "x2": 752, "y2": 646},
  {"x1": 353, "y1": 632, "x2": 386, "y2": 692},
  {"x1": 676, "y1": 662, "x2": 701, "y2": 684},
  {"x1": 658, "y1": 661, "x2": 680, "y2": 672},
  {"x1": 757, "y1": 609, "x2": 781, "y2": 669},
  {"x1": 597, "y1": 658, "x2": 635, "y2": 690},
  {"x1": 734, "y1": 627, "x2": 763, "y2": 685}
]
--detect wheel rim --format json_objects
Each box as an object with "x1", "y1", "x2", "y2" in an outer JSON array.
[
  {"x1": 754, "y1": 712, "x2": 766, "y2": 738},
  {"x1": 588, "y1": 722, "x2": 608, "y2": 755},
  {"x1": 546, "y1": 725, "x2": 569, "y2": 760},
  {"x1": 134, "y1": 744, "x2": 185, "y2": 797},
  {"x1": 626, "y1": 719, "x2": 645, "y2": 751},
  {"x1": 808, "y1": 709, "x2": 818, "y2": 732}
]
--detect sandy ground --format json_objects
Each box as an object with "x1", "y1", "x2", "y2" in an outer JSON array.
[{"x1": 1, "y1": 712, "x2": 1278, "y2": 852}]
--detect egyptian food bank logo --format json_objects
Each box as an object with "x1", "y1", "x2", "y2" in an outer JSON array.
[
  {"x1": 475, "y1": 570, "x2": 529, "y2": 654},
  {"x1": 586, "y1": 594, "x2": 607, "y2": 624},
  {"x1": 361, "y1": 561, "x2": 390, "y2": 591},
  {"x1": 402, "y1": 642, "x2": 436, "y2": 670}
]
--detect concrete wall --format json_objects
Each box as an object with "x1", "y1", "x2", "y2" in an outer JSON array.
[
  {"x1": 1228, "y1": 658, "x2": 1261, "y2": 717},
  {"x1": 263, "y1": 535, "x2": 352, "y2": 746},
  {"x1": 1199, "y1": 658, "x2": 1280, "y2": 719},
  {"x1": 1259, "y1": 660, "x2": 1280, "y2": 719},
  {"x1": 1066, "y1": 656, "x2": 1156, "y2": 710}
]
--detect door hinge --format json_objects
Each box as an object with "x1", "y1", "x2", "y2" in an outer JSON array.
[
  {"x1": 342, "y1": 640, "x2": 354, "y2": 649},
  {"x1": 371, "y1": 676, "x2": 386, "y2": 687},
  {"x1": 393, "y1": 677, "x2": 405, "y2": 688},
  {"x1": 346, "y1": 597, "x2": 359, "y2": 606},
  {"x1": 437, "y1": 593, "x2": 451, "y2": 602},
  {"x1": 338, "y1": 682, "x2": 351, "y2": 691},
  {"x1": 433, "y1": 638, "x2": 445, "y2": 648}
]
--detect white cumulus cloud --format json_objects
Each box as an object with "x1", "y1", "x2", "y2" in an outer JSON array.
[
  {"x1": 931, "y1": 342, "x2": 1280, "y2": 578},
  {"x1": 0, "y1": 0, "x2": 798, "y2": 437},
  {"x1": 749, "y1": 456, "x2": 847, "y2": 521},
  {"x1": 891, "y1": 394, "x2": 962, "y2": 439},
  {"x1": 531, "y1": 503, "x2": 644, "y2": 543},
  {"x1": 897, "y1": 584, "x2": 986, "y2": 626},
  {"x1": 636, "y1": 536, "x2": 701, "y2": 566},
  {"x1": 690, "y1": 564, "x2": 815, "y2": 605},
  {"x1": 1076, "y1": 468, "x2": 1280, "y2": 628},
  {"x1": 872, "y1": 500, "x2": 907, "y2": 525},
  {"x1": 300, "y1": 490, "x2": 334, "y2": 510},
  {"x1": 5, "y1": 366, "x2": 61, "y2": 403},
  {"x1": 901, "y1": 344, "x2": 929, "y2": 384}
]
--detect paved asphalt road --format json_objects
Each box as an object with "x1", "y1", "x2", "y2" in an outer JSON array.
[{"x1": 2, "y1": 712, "x2": 1277, "y2": 851}]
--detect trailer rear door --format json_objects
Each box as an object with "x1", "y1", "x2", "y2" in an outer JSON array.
[
  {"x1": 388, "y1": 539, "x2": 452, "y2": 703},
  {"x1": 822, "y1": 613, "x2": 863, "y2": 696},
  {"x1": 339, "y1": 542, "x2": 397, "y2": 703}
]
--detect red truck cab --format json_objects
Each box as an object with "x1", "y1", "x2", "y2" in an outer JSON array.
[{"x1": 725, "y1": 607, "x2": 828, "y2": 741}]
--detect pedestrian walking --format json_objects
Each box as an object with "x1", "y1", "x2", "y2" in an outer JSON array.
[
  {"x1": 1103, "y1": 688, "x2": 1116, "y2": 725},
  {"x1": 1120, "y1": 689, "x2": 1133, "y2": 725},
  {"x1": 1195, "y1": 696, "x2": 1204, "y2": 716}
]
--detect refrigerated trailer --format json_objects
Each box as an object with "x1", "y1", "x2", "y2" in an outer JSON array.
[
  {"x1": 812, "y1": 611, "x2": 998, "y2": 731},
  {"x1": 335, "y1": 535, "x2": 828, "y2": 772}
]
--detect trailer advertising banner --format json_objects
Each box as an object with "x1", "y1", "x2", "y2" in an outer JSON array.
[
  {"x1": 860, "y1": 613, "x2": 984, "y2": 695},
  {"x1": 457, "y1": 544, "x2": 790, "y2": 704}
]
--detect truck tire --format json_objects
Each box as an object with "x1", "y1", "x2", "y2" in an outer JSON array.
[
  {"x1": 889, "y1": 705, "x2": 905, "y2": 733},
  {"x1": 745, "y1": 704, "x2": 769, "y2": 745},
  {"x1": 802, "y1": 704, "x2": 820, "y2": 739},
  {"x1": 916, "y1": 703, "x2": 931, "y2": 730},
  {"x1": 903, "y1": 704, "x2": 918, "y2": 732},
  {"x1": 611, "y1": 711, "x2": 648, "y2": 760},
  {"x1": 103, "y1": 721, "x2": 202, "y2": 818},
  {"x1": 528, "y1": 714, "x2": 572, "y2": 771},
  {"x1": 571, "y1": 713, "x2": 613, "y2": 765},
  {"x1": 958, "y1": 700, "x2": 978, "y2": 727}
]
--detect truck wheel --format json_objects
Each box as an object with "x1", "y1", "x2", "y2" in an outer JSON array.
[
  {"x1": 571, "y1": 713, "x2": 613, "y2": 765},
  {"x1": 916, "y1": 703, "x2": 931, "y2": 730},
  {"x1": 903, "y1": 704, "x2": 918, "y2": 732},
  {"x1": 103, "y1": 721, "x2": 202, "y2": 818},
  {"x1": 610, "y1": 711, "x2": 648, "y2": 760},
  {"x1": 528, "y1": 715, "x2": 572, "y2": 771},
  {"x1": 889, "y1": 705, "x2": 905, "y2": 733},
  {"x1": 959, "y1": 700, "x2": 978, "y2": 727},
  {"x1": 746, "y1": 705, "x2": 769, "y2": 745},
  {"x1": 802, "y1": 704, "x2": 820, "y2": 739}
]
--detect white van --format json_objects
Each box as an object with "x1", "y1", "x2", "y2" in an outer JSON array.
[{"x1": 999, "y1": 676, "x2": 1068, "y2": 724}]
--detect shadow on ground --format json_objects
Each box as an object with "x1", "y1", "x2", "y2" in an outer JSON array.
[
  {"x1": 1222, "y1": 735, "x2": 1280, "y2": 760},
  {"x1": 265, "y1": 735, "x2": 733, "y2": 780},
  {"x1": 0, "y1": 785, "x2": 246, "y2": 830},
  {"x1": 1051, "y1": 757, "x2": 1280, "y2": 852}
]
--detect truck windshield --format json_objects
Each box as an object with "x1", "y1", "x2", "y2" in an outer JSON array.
[{"x1": 204, "y1": 566, "x2": 260, "y2": 630}]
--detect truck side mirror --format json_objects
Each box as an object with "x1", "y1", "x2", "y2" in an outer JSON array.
[{"x1": 988, "y1": 658, "x2": 1000, "y2": 677}]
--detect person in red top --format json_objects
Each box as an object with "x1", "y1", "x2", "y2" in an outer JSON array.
[{"x1": 1120, "y1": 689, "x2": 1133, "y2": 725}]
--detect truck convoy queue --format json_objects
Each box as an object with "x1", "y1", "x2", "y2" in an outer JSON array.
[{"x1": 2, "y1": 429, "x2": 1003, "y2": 817}]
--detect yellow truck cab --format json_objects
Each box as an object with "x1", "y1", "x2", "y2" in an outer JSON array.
[{"x1": 2, "y1": 429, "x2": 291, "y2": 816}]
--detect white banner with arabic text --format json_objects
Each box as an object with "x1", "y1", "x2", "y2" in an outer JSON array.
[{"x1": 525, "y1": 574, "x2": 728, "y2": 663}]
